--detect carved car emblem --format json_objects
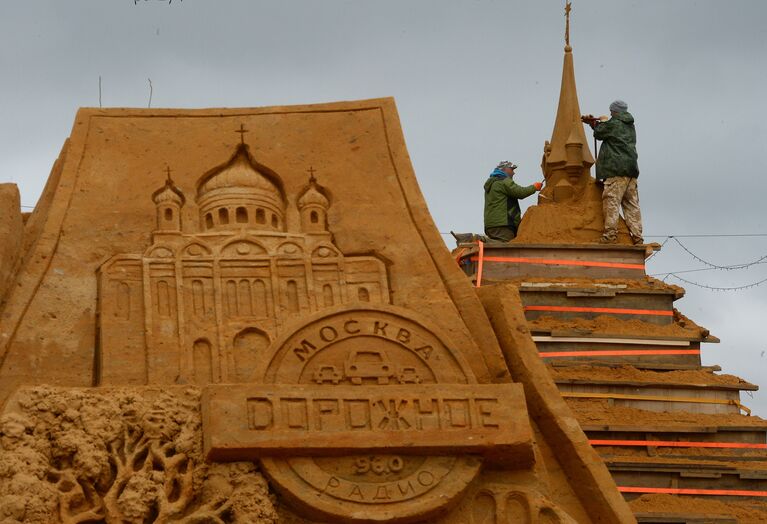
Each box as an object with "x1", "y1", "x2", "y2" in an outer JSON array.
[{"x1": 203, "y1": 305, "x2": 533, "y2": 523}]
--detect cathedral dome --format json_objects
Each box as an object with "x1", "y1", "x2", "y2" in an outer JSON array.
[
  {"x1": 196, "y1": 143, "x2": 286, "y2": 233},
  {"x1": 297, "y1": 176, "x2": 330, "y2": 234},
  {"x1": 197, "y1": 144, "x2": 280, "y2": 198},
  {"x1": 152, "y1": 178, "x2": 185, "y2": 206},
  {"x1": 297, "y1": 181, "x2": 329, "y2": 210}
]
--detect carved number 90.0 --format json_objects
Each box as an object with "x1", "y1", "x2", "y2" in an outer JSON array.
[{"x1": 354, "y1": 456, "x2": 404, "y2": 475}]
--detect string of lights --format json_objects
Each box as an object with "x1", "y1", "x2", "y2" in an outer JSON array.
[
  {"x1": 645, "y1": 233, "x2": 767, "y2": 238},
  {"x1": 666, "y1": 272, "x2": 767, "y2": 292},
  {"x1": 668, "y1": 237, "x2": 767, "y2": 270},
  {"x1": 647, "y1": 236, "x2": 767, "y2": 290},
  {"x1": 440, "y1": 231, "x2": 767, "y2": 239}
]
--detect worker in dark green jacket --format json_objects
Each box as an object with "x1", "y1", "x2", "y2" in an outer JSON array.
[
  {"x1": 483, "y1": 161, "x2": 542, "y2": 242},
  {"x1": 585, "y1": 100, "x2": 643, "y2": 244}
]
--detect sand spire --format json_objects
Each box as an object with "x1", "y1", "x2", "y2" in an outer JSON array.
[{"x1": 541, "y1": 2, "x2": 594, "y2": 201}]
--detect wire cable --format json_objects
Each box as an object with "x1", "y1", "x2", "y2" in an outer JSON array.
[
  {"x1": 645, "y1": 233, "x2": 767, "y2": 238},
  {"x1": 649, "y1": 267, "x2": 730, "y2": 277},
  {"x1": 645, "y1": 236, "x2": 669, "y2": 261}
]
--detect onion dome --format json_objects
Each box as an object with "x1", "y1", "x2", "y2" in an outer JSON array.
[
  {"x1": 197, "y1": 144, "x2": 281, "y2": 200},
  {"x1": 195, "y1": 143, "x2": 286, "y2": 232},
  {"x1": 152, "y1": 176, "x2": 185, "y2": 206},
  {"x1": 298, "y1": 177, "x2": 329, "y2": 210}
]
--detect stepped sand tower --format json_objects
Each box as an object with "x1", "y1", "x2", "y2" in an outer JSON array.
[{"x1": 457, "y1": 5, "x2": 767, "y2": 522}]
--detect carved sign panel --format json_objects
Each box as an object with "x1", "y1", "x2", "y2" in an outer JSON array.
[
  {"x1": 202, "y1": 305, "x2": 534, "y2": 523},
  {"x1": 203, "y1": 383, "x2": 532, "y2": 465}
]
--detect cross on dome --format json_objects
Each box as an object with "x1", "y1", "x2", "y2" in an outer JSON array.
[
  {"x1": 152, "y1": 166, "x2": 185, "y2": 206},
  {"x1": 235, "y1": 123, "x2": 249, "y2": 145}
]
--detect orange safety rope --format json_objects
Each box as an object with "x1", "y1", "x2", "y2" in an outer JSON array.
[
  {"x1": 591, "y1": 439, "x2": 767, "y2": 450},
  {"x1": 476, "y1": 240, "x2": 485, "y2": 288},
  {"x1": 468, "y1": 255, "x2": 645, "y2": 270},
  {"x1": 619, "y1": 486, "x2": 767, "y2": 497},
  {"x1": 524, "y1": 305, "x2": 674, "y2": 316},
  {"x1": 539, "y1": 349, "x2": 700, "y2": 358},
  {"x1": 454, "y1": 247, "x2": 467, "y2": 265}
]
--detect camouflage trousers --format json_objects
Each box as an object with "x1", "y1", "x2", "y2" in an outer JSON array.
[
  {"x1": 602, "y1": 176, "x2": 642, "y2": 241},
  {"x1": 484, "y1": 226, "x2": 516, "y2": 242}
]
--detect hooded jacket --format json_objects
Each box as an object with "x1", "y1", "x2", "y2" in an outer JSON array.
[
  {"x1": 483, "y1": 173, "x2": 537, "y2": 230},
  {"x1": 594, "y1": 111, "x2": 639, "y2": 180}
]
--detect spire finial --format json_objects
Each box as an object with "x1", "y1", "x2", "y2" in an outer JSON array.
[
  {"x1": 235, "y1": 123, "x2": 249, "y2": 145},
  {"x1": 564, "y1": 1, "x2": 572, "y2": 50},
  {"x1": 164, "y1": 165, "x2": 172, "y2": 182},
  {"x1": 307, "y1": 165, "x2": 317, "y2": 183}
]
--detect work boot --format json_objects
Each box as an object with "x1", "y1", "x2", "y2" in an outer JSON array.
[
  {"x1": 599, "y1": 234, "x2": 617, "y2": 244},
  {"x1": 631, "y1": 235, "x2": 644, "y2": 245}
]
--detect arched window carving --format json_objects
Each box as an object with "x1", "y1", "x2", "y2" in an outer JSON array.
[
  {"x1": 256, "y1": 208, "x2": 266, "y2": 224},
  {"x1": 219, "y1": 208, "x2": 229, "y2": 225},
  {"x1": 157, "y1": 280, "x2": 172, "y2": 316},
  {"x1": 226, "y1": 279, "x2": 238, "y2": 316},
  {"x1": 253, "y1": 279, "x2": 268, "y2": 317},
  {"x1": 286, "y1": 280, "x2": 299, "y2": 313},
  {"x1": 271, "y1": 214, "x2": 278, "y2": 228},
  {"x1": 193, "y1": 338, "x2": 213, "y2": 384},
  {"x1": 164, "y1": 208, "x2": 173, "y2": 222},
  {"x1": 310, "y1": 210, "x2": 319, "y2": 224},
  {"x1": 192, "y1": 279, "x2": 205, "y2": 317},
  {"x1": 322, "y1": 284, "x2": 334, "y2": 307},
  {"x1": 357, "y1": 287, "x2": 370, "y2": 302},
  {"x1": 205, "y1": 213, "x2": 214, "y2": 229},
  {"x1": 236, "y1": 207, "x2": 248, "y2": 223},
  {"x1": 238, "y1": 279, "x2": 253, "y2": 316}
]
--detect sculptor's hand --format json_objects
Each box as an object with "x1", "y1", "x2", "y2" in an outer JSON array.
[{"x1": 533, "y1": 182, "x2": 543, "y2": 191}]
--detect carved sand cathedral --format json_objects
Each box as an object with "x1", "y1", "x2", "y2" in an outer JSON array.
[
  {"x1": 99, "y1": 137, "x2": 390, "y2": 386},
  {"x1": 0, "y1": 5, "x2": 765, "y2": 524}
]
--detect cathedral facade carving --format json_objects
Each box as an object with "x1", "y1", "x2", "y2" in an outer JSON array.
[{"x1": 98, "y1": 141, "x2": 390, "y2": 386}]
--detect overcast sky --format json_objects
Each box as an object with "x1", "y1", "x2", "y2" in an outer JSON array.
[{"x1": 2, "y1": 0, "x2": 767, "y2": 414}]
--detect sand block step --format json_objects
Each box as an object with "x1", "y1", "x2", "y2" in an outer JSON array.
[
  {"x1": 551, "y1": 360, "x2": 708, "y2": 371},
  {"x1": 581, "y1": 420, "x2": 767, "y2": 436},
  {"x1": 533, "y1": 333, "x2": 703, "y2": 368},
  {"x1": 606, "y1": 459, "x2": 767, "y2": 501},
  {"x1": 520, "y1": 285, "x2": 676, "y2": 325},
  {"x1": 557, "y1": 382, "x2": 747, "y2": 416},
  {"x1": 635, "y1": 512, "x2": 737, "y2": 523},
  {"x1": 459, "y1": 242, "x2": 652, "y2": 281},
  {"x1": 584, "y1": 426, "x2": 767, "y2": 460},
  {"x1": 555, "y1": 378, "x2": 757, "y2": 393}
]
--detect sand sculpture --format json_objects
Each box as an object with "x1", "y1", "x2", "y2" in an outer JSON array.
[
  {"x1": 0, "y1": 98, "x2": 636, "y2": 522},
  {"x1": 514, "y1": 9, "x2": 619, "y2": 246},
  {"x1": 453, "y1": 5, "x2": 767, "y2": 522}
]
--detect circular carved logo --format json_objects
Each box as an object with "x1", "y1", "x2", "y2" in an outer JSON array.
[{"x1": 258, "y1": 305, "x2": 482, "y2": 523}]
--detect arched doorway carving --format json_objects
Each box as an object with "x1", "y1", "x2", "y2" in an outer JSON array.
[{"x1": 232, "y1": 327, "x2": 270, "y2": 382}]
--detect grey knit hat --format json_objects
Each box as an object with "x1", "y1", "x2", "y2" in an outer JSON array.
[
  {"x1": 609, "y1": 100, "x2": 628, "y2": 113},
  {"x1": 496, "y1": 160, "x2": 517, "y2": 171}
]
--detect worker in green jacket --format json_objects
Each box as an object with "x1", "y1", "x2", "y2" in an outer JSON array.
[
  {"x1": 483, "y1": 161, "x2": 542, "y2": 242},
  {"x1": 585, "y1": 100, "x2": 643, "y2": 244}
]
